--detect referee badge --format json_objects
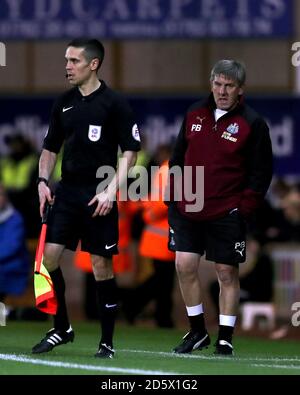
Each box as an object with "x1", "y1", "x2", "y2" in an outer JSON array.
[
  {"x1": 132, "y1": 124, "x2": 141, "y2": 142},
  {"x1": 88, "y1": 125, "x2": 101, "y2": 142}
]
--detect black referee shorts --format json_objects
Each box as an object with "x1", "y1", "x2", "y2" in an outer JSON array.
[
  {"x1": 168, "y1": 205, "x2": 247, "y2": 266},
  {"x1": 46, "y1": 182, "x2": 119, "y2": 257}
]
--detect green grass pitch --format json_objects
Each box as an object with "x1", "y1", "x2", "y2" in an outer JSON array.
[{"x1": 0, "y1": 321, "x2": 299, "y2": 375}]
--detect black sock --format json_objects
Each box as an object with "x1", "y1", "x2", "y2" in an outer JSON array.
[
  {"x1": 50, "y1": 267, "x2": 70, "y2": 331},
  {"x1": 188, "y1": 313, "x2": 206, "y2": 334},
  {"x1": 218, "y1": 325, "x2": 234, "y2": 342},
  {"x1": 96, "y1": 278, "x2": 118, "y2": 348}
]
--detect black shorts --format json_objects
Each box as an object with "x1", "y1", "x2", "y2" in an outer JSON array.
[
  {"x1": 168, "y1": 205, "x2": 246, "y2": 266},
  {"x1": 46, "y1": 182, "x2": 119, "y2": 257}
]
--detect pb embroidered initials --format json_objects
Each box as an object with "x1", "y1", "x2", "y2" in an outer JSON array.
[{"x1": 191, "y1": 124, "x2": 202, "y2": 132}]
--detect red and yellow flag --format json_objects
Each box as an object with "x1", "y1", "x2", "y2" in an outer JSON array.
[{"x1": 34, "y1": 217, "x2": 57, "y2": 315}]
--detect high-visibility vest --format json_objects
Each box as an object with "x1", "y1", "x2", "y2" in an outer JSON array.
[
  {"x1": 51, "y1": 151, "x2": 63, "y2": 183},
  {"x1": 74, "y1": 199, "x2": 140, "y2": 274},
  {"x1": 139, "y1": 161, "x2": 175, "y2": 261},
  {"x1": 0, "y1": 155, "x2": 38, "y2": 189},
  {"x1": 74, "y1": 247, "x2": 92, "y2": 273}
]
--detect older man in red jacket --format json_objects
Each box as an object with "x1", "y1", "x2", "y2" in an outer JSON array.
[{"x1": 167, "y1": 60, "x2": 273, "y2": 356}]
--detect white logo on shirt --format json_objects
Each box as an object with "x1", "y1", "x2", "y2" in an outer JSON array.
[
  {"x1": 235, "y1": 241, "x2": 245, "y2": 257},
  {"x1": 105, "y1": 304, "x2": 117, "y2": 309},
  {"x1": 191, "y1": 116, "x2": 205, "y2": 132},
  {"x1": 132, "y1": 124, "x2": 140, "y2": 142},
  {"x1": 221, "y1": 131, "x2": 237, "y2": 142},
  {"x1": 88, "y1": 125, "x2": 101, "y2": 142},
  {"x1": 227, "y1": 123, "x2": 239, "y2": 134},
  {"x1": 62, "y1": 106, "x2": 73, "y2": 112},
  {"x1": 191, "y1": 124, "x2": 202, "y2": 132},
  {"x1": 105, "y1": 243, "x2": 116, "y2": 250}
]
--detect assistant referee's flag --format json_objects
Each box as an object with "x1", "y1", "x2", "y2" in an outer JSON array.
[{"x1": 34, "y1": 203, "x2": 57, "y2": 315}]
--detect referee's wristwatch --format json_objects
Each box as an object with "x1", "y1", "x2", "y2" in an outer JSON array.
[{"x1": 36, "y1": 177, "x2": 49, "y2": 187}]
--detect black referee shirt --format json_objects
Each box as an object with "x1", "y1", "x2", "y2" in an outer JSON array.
[{"x1": 43, "y1": 80, "x2": 141, "y2": 185}]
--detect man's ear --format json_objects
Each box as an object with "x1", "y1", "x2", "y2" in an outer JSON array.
[
  {"x1": 90, "y1": 58, "x2": 99, "y2": 71},
  {"x1": 238, "y1": 86, "x2": 244, "y2": 95}
]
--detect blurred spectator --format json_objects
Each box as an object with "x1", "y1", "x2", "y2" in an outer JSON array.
[
  {"x1": 248, "y1": 198, "x2": 279, "y2": 245},
  {"x1": 130, "y1": 138, "x2": 155, "y2": 243},
  {"x1": 50, "y1": 150, "x2": 63, "y2": 188},
  {"x1": 256, "y1": 186, "x2": 300, "y2": 243},
  {"x1": 268, "y1": 177, "x2": 291, "y2": 209},
  {"x1": 0, "y1": 133, "x2": 40, "y2": 238},
  {"x1": 0, "y1": 183, "x2": 30, "y2": 303},
  {"x1": 280, "y1": 189, "x2": 300, "y2": 242},
  {"x1": 210, "y1": 235, "x2": 274, "y2": 316},
  {"x1": 251, "y1": 181, "x2": 300, "y2": 244},
  {"x1": 113, "y1": 198, "x2": 139, "y2": 292},
  {"x1": 123, "y1": 144, "x2": 176, "y2": 328}
]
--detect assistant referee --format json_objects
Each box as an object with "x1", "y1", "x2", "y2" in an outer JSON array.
[{"x1": 32, "y1": 39, "x2": 141, "y2": 358}]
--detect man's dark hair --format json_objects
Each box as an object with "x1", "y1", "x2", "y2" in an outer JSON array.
[{"x1": 67, "y1": 38, "x2": 105, "y2": 71}]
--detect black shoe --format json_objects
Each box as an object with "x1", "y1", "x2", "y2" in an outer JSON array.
[
  {"x1": 95, "y1": 343, "x2": 115, "y2": 359},
  {"x1": 214, "y1": 339, "x2": 234, "y2": 356},
  {"x1": 173, "y1": 331, "x2": 210, "y2": 354},
  {"x1": 32, "y1": 326, "x2": 74, "y2": 354}
]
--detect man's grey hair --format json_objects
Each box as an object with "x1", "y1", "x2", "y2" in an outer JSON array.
[{"x1": 210, "y1": 60, "x2": 246, "y2": 87}]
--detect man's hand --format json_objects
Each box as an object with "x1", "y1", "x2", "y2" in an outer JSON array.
[
  {"x1": 88, "y1": 190, "x2": 115, "y2": 217},
  {"x1": 38, "y1": 182, "x2": 54, "y2": 218},
  {"x1": 87, "y1": 151, "x2": 136, "y2": 217}
]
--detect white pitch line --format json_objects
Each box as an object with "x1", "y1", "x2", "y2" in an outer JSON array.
[
  {"x1": 252, "y1": 364, "x2": 300, "y2": 370},
  {"x1": 0, "y1": 353, "x2": 177, "y2": 375},
  {"x1": 2, "y1": 350, "x2": 299, "y2": 375},
  {"x1": 119, "y1": 349, "x2": 300, "y2": 364}
]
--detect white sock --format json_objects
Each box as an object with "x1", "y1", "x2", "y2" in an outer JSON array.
[
  {"x1": 186, "y1": 304, "x2": 203, "y2": 316},
  {"x1": 219, "y1": 314, "x2": 236, "y2": 327}
]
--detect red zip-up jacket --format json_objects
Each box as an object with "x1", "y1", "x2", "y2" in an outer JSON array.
[{"x1": 168, "y1": 94, "x2": 273, "y2": 221}]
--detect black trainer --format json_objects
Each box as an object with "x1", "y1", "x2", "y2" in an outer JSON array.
[
  {"x1": 214, "y1": 339, "x2": 234, "y2": 356},
  {"x1": 95, "y1": 343, "x2": 115, "y2": 359},
  {"x1": 32, "y1": 326, "x2": 74, "y2": 354},
  {"x1": 173, "y1": 331, "x2": 211, "y2": 354}
]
